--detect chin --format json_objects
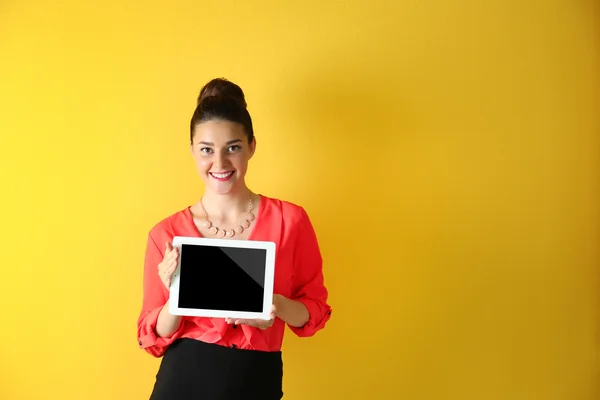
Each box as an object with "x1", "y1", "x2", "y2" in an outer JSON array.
[
  {"x1": 207, "y1": 181, "x2": 239, "y2": 196},
  {"x1": 211, "y1": 187, "x2": 234, "y2": 196}
]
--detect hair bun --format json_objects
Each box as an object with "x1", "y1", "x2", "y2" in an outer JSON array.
[{"x1": 197, "y1": 78, "x2": 247, "y2": 109}]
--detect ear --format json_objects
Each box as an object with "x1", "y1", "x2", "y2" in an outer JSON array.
[{"x1": 248, "y1": 137, "x2": 257, "y2": 159}]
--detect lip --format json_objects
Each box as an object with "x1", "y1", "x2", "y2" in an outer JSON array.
[{"x1": 209, "y1": 171, "x2": 234, "y2": 181}]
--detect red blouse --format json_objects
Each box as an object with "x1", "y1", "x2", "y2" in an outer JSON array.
[{"x1": 137, "y1": 195, "x2": 332, "y2": 357}]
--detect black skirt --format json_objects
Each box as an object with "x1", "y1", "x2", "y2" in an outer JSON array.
[{"x1": 149, "y1": 338, "x2": 284, "y2": 400}]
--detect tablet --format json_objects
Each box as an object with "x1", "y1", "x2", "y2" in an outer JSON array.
[{"x1": 168, "y1": 236, "x2": 276, "y2": 320}]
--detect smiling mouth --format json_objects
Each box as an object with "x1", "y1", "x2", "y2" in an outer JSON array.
[{"x1": 209, "y1": 171, "x2": 234, "y2": 180}]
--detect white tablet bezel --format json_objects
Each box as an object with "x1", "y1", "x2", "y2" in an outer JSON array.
[{"x1": 168, "y1": 236, "x2": 276, "y2": 320}]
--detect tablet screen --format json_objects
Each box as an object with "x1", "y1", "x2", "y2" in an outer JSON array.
[{"x1": 177, "y1": 243, "x2": 267, "y2": 313}]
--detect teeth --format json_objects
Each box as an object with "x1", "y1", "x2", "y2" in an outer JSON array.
[{"x1": 211, "y1": 172, "x2": 233, "y2": 179}]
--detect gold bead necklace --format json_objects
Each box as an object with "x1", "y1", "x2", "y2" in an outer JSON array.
[{"x1": 199, "y1": 196, "x2": 255, "y2": 238}]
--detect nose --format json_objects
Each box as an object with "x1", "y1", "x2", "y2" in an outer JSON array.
[{"x1": 213, "y1": 151, "x2": 230, "y2": 170}]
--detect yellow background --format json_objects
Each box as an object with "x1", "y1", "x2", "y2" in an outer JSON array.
[{"x1": 1, "y1": 1, "x2": 598, "y2": 399}]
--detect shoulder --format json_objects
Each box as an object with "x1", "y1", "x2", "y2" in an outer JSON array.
[
  {"x1": 147, "y1": 206, "x2": 190, "y2": 241},
  {"x1": 260, "y1": 194, "x2": 310, "y2": 224}
]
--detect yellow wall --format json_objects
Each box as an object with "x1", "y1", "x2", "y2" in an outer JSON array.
[{"x1": 1, "y1": 1, "x2": 598, "y2": 399}]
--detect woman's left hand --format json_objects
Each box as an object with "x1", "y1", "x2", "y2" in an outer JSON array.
[{"x1": 225, "y1": 296, "x2": 281, "y2": 330}]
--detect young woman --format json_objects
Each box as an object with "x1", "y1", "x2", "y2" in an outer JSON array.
[{"x1": 136, "y1": 78, "x2": 332, "y2": 399}]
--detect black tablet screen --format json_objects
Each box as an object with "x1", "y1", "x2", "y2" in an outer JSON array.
[{"x1": 177, "y1": 244, "x2": 266, "y2": 312}]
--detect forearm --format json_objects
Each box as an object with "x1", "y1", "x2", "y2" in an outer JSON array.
[
  {"x1": 156, "y1": 299, "x2": 183, "y2": 337},
  {"x1": 275, "y1": 295, "x2": 309, "y2": 328}
]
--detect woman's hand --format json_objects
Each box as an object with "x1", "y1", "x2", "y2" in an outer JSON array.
[
  {"x1": 155, "y1": 242, "x2": 183, "y2": 338},
  {"x1": 158, "y1": 242, "x2": 179, "y2": 290},
  {"x1": 225, "y1": 303, "x2": 278, "y2": 330}
]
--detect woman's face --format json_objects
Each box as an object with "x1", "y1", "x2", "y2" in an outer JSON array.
[{"x1": 191, "y1": 119, "x2": 255, "y2": 196}]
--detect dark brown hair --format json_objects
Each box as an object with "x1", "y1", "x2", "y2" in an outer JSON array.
[{"x1": 190, "y1": 78, "x2": 254, "y2": 144}]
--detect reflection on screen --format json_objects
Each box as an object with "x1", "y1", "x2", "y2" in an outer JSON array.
[{"x1": 177, "y1": 244, "x2": 266, "y2": 312}]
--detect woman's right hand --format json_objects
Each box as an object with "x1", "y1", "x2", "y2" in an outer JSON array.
[{"x1": 158, "y1": 242, "x2": 179, "y2": 290}]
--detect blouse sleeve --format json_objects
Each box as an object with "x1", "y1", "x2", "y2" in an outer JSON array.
[
  {"x1": 287, "y1": 208, "x2": 332, "y2": 337},
  {"x1": 136, "y1": 231, "x2": 186, "y2": 357}
]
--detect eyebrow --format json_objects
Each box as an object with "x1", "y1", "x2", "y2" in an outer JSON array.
[{"x1": 198, "y1": 139, "x2": 242, "y2": 146}]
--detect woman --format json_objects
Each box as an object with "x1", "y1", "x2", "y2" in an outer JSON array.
[{"x1": 136, "y1": 78, "x2": 332, "y2": 399}]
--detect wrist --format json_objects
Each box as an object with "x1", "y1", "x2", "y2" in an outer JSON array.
[
  {"x1": 273, "y1": 294, "x2": 286, "y2": 317},
  {"x1": 272, "y1": 294, "x2": 309, "y2": 328}
]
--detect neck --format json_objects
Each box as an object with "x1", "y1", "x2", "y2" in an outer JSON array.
[{"x1": 201, "y1": 186, "x2": 253, "y2": 220}]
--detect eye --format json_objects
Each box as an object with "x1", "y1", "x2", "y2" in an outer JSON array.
[
  {"x1": 228, "y1": 145, "x2": 241, "y2": 152},
  {"x1": 200, "y1": 147, "x2": 213, "y2": 154}
]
